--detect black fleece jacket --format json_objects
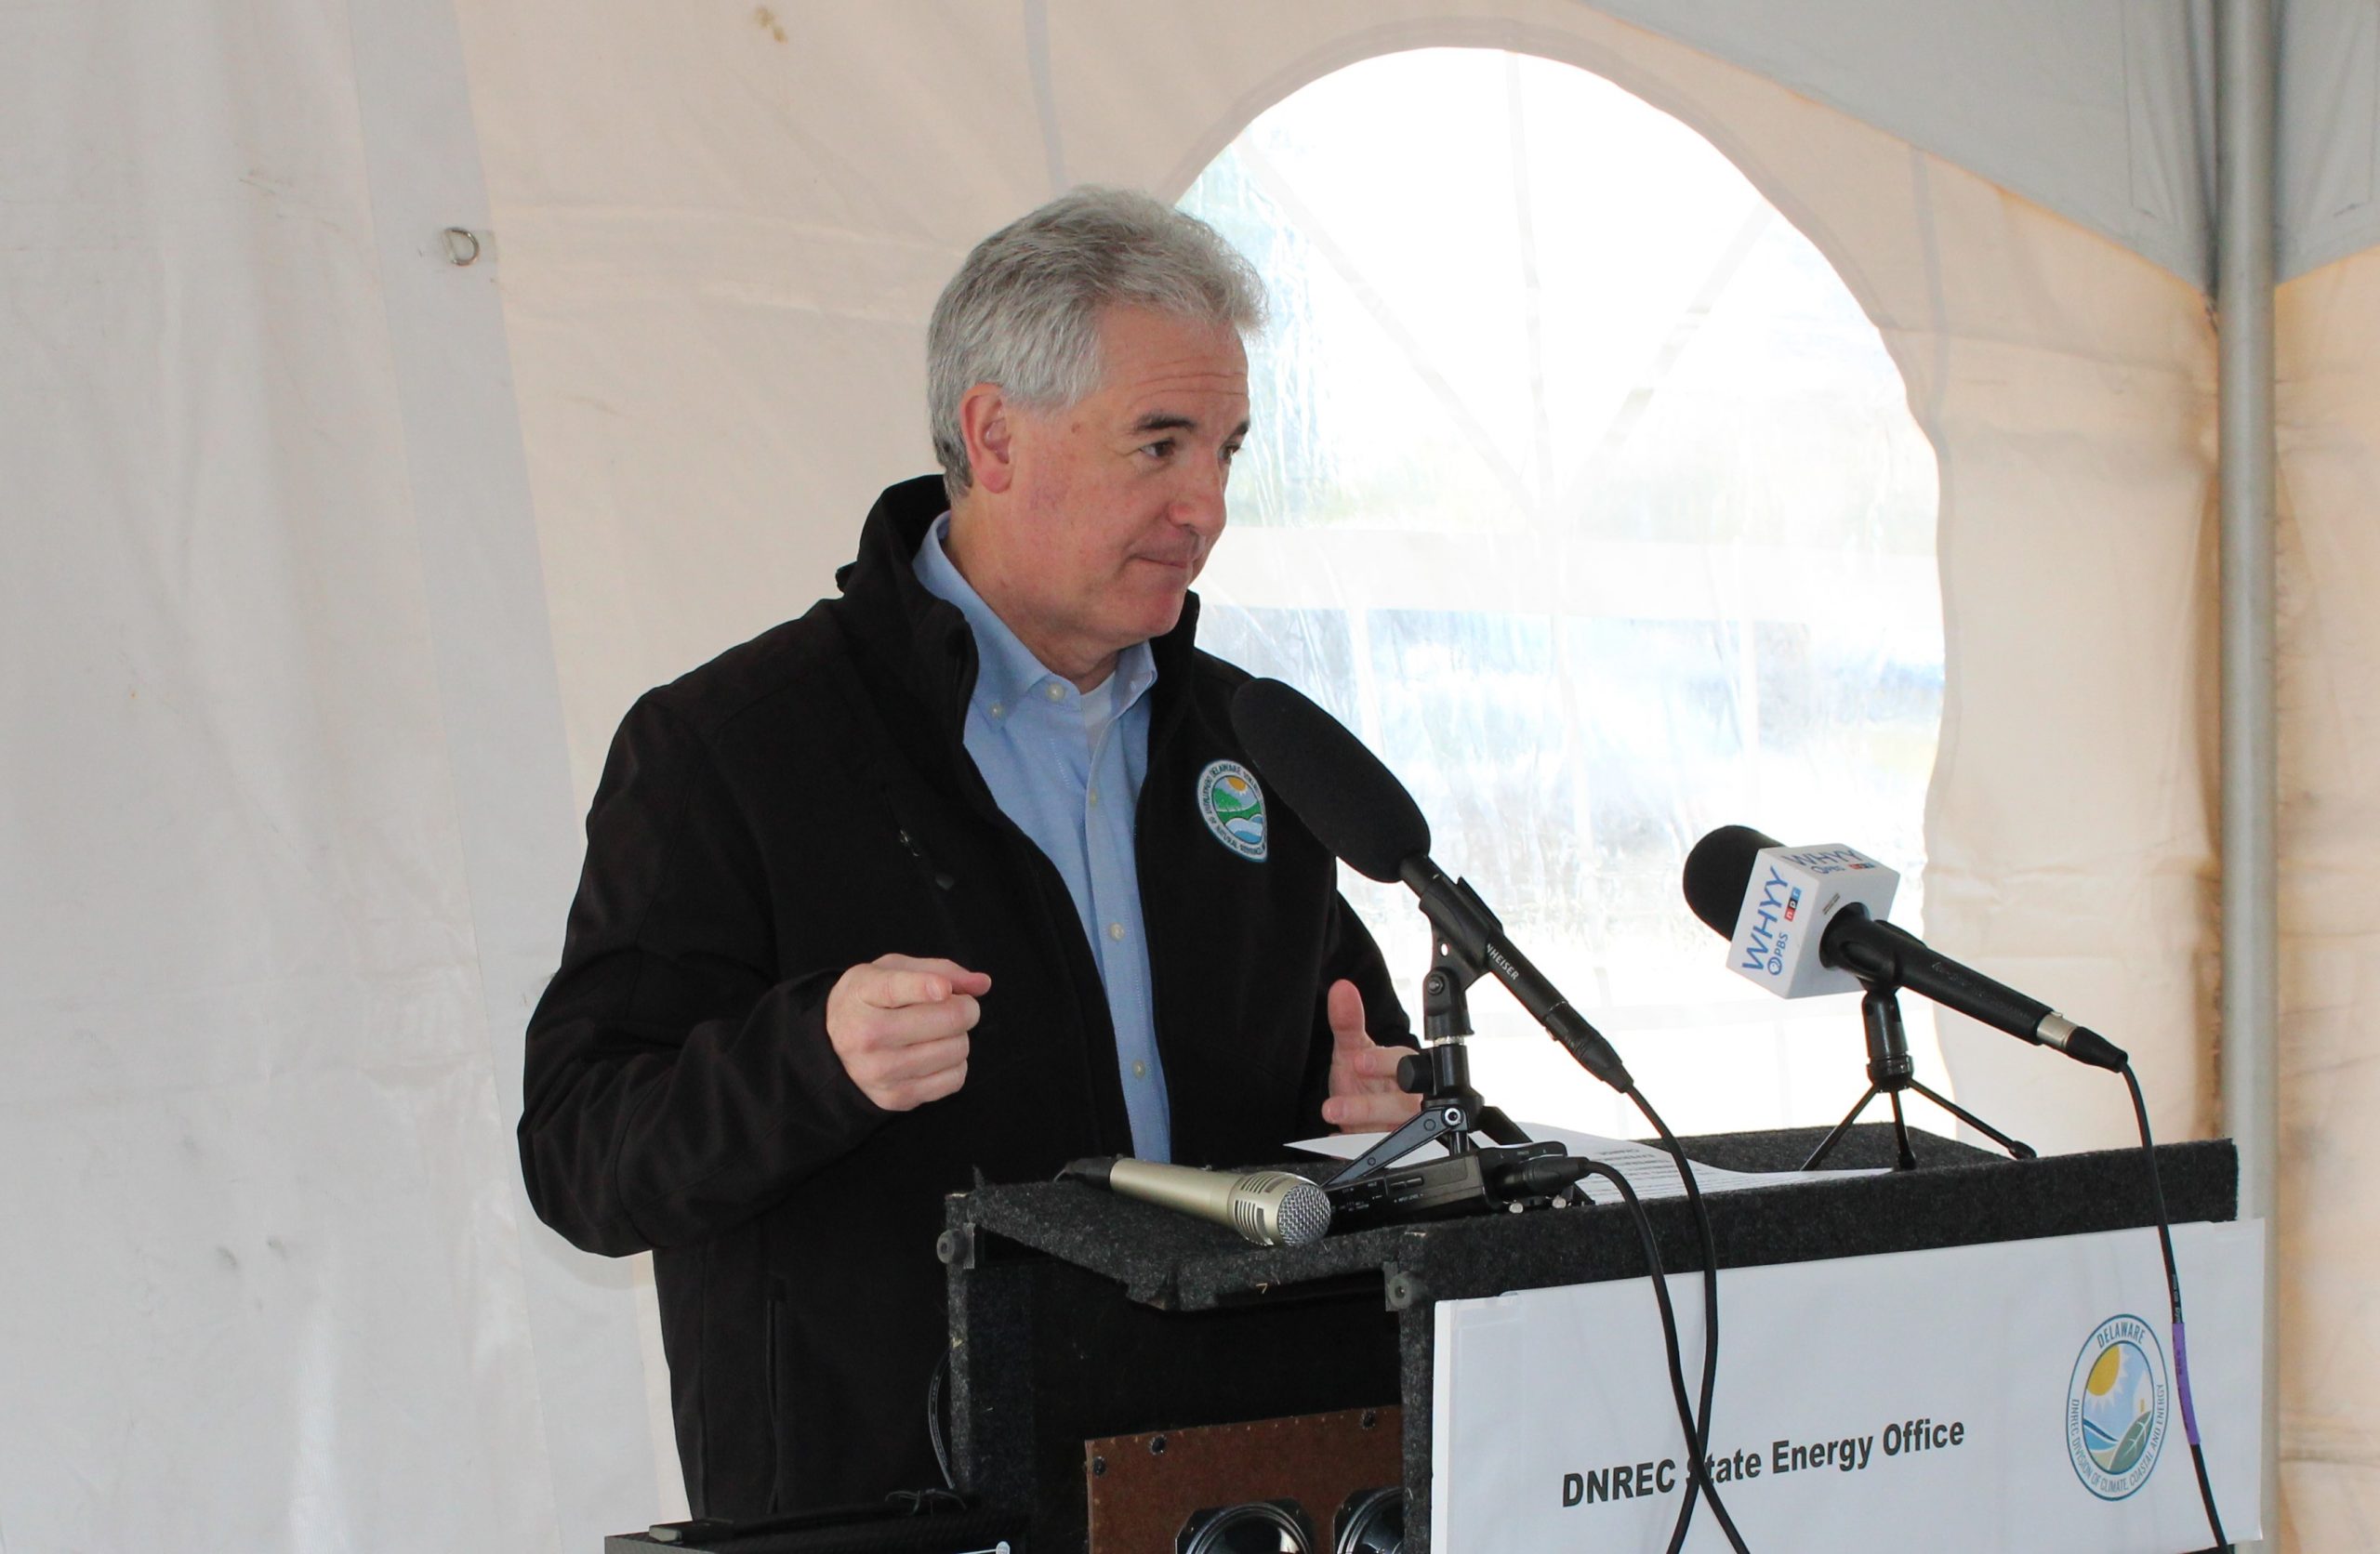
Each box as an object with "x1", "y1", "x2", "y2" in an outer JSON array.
[{"x1": 518, "y1": 476, "x2": 1408, "y2": 1519}]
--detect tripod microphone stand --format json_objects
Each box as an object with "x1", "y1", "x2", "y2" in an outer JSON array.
[
  {"x1": 1322, "y1": 928, "x2": 1576, "y2": 1222},
  {"x1": 1800, "y1": 979, "x2": 2036, "y2": 1171}
]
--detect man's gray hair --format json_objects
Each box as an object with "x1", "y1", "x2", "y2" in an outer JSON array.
[{"x1": 927, "y1": 187, "x2": 1265, "y2": 499}]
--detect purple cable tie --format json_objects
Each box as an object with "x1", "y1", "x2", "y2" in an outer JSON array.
[{"x1": 2174, "y1": 1321, "x2": 2202, "y2": 1447}]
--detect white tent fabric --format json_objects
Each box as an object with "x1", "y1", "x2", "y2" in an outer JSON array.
[
  {"x1": 2, "y1": 1, "x2": 653, "y2": 1548},
  {"x1": 7, "y1": 0, "x2": 2374, "y2": 1548},
  {"x1": 2273, "y1": 246, "x2": 2380, "y2": 1545}
]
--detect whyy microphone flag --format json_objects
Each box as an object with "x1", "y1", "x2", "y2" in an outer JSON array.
[{"x1": 1724, "y1": 843, "x2": 1900, "y2": 998}]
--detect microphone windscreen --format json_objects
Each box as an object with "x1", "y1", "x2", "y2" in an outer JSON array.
[
  {"x1": 1229, "y1": 678, "x2": 1430, "y2": 883},
  {"x1": 1681, "y1": 823, "x2": 1783, "y2": 936}
]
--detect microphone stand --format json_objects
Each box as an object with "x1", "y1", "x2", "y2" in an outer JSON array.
[
  {"x1": 1323, "y1": 931, "x2": 1537, "y2": 1191},
  {"x1": 1801, "y1": 979, "x2": 2037, "y2": 1171}
]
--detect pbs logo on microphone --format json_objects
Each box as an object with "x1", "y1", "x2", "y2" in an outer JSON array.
[{"x1": 1724, "y1": 843, "x2": 1900, "y2": 998}]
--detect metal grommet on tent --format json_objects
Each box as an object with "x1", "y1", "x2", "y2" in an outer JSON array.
[{"x1": 441, "y1": 227, "x2": 482, "y2": 266}]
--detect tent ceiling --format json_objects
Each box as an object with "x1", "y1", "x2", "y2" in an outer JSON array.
[
  {"x1": 1585, "y1": 0, "x2": 2379, "y2": 289},
  {"x1": 2280, "y1": 0, "x2": 2380, "y2": 281},
  {"x1": 1581, "y1": 0, "x2": 2214, "y2": 286}
]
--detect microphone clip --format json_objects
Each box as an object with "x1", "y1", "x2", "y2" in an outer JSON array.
[{"x1": 1398, "y1": 859, "x2": 1634, "y2": 1092}]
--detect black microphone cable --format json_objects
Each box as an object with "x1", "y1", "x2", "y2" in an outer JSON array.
[
  {"x1": 1632, "y1": 1091, "x2": 1750, "y2": 1554},
  {"x1": 2120, "y1": 1061, "x2": 2229, "y2": 1551},
  {"x1": 1580, "y1": 1147, "x2": 1752, "y2": 1542},
  {"x1": 1529, "y1": 1152, "x2": 1745, "y2": 1554}
]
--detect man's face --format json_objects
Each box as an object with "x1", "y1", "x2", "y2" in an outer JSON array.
[{"x1": 989, "y1": 306, "x2": 1250, "y2": 674}]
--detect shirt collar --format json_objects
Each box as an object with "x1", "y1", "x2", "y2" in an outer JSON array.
[{"x1": 913, "y1": 513, "x2": 1157, "y2": 716}]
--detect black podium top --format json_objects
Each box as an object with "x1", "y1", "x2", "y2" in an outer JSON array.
[{"x1": 945, "y1": 1125, "x2": 2238, "y2": 1312}]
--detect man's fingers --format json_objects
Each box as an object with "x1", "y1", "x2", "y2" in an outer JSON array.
[
  {"x1": 1326, "y1": 979, "x2": 1368, "y2": 1047},
  {"x1": 826, "y1": 956, "x2": 985, "y2": 1112},
  {"x1": 899, "y1": 1060, "x2": 969, "y2": 1109},
  {"x1": 1336, "y1": 1044, "x2": 1409, "y2": 1086},
  {"x1": 1323, "y1": 978, "x2": 1416, "y2": 1120},
  {"x1": 866, "y1": 966, "x2": 990, "y2": 1008},
  {"x1": 851, "y1": 1032, "x2": 970, "y2": 1086},
  {"x1": 857, "y1": 993, "x2": 981, "y2": 1048},
  {"x1": 1323, "y1": 1089, "x2": 1424, "y2": 1130},
  {"x1": 855, "y1": 1054, "x2": 971, "y2": 1113},
  {"x1": 870, "y1": 954, "x2": 992, "y2": 1000},
  {"x1": 881, "y1": 968, "x2": 954, "y2": 1007}
]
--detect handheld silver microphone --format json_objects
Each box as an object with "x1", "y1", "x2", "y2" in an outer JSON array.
[{"x1": 1067, "y1": 1157, "x2": 1333, "y2": 1247}]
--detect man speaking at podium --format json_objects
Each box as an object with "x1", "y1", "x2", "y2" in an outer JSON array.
[{"x1": 518, "y1": 189, "x2": 1419, "y2": 1520}]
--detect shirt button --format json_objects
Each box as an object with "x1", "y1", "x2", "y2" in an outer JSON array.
[
  {"x1": 1131, "y1": 1060, "x2": 1148, "y2": 1079},
  {"x1": 1045, "y1": 683, "x2": 1064, "y2": 702},
  {"x1": 1087, "y1": 786, "x2": 1100, "y2": 807},
  {"x1": 1107, "y1": 921, "x2": 1125, "y2": 942},
  {"x1": 988, "y1": 702, "x2": 1005, "y2": 719}
]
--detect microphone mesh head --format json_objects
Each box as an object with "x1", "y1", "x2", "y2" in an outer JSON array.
[
  {"x1": 1229, "y1": 678, "x2": 1429, "y2": 882},
  {"x1": 1681, "y1": 824, "x2": 1782, "y2": 936},
  {"x1": 1234, "y1": 1171, "x2": 1332, "y2": 1246}
]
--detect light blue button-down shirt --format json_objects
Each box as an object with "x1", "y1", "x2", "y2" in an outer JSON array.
[{"x1": 913, "y1": 514, "x2": 1172, "y2": 1161}]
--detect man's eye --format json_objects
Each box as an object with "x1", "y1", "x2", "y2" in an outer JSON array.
[
  {"x1": 1222, "y1": 442, "x2": 1243, "y2": 465},
  {"x1": 1139, "y1": 439, "x2": 1176, "y2": 459}
]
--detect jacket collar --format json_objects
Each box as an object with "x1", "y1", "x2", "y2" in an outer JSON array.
[{"x1": 834, "y1": 476, "x2": 1205, "y2": 748}]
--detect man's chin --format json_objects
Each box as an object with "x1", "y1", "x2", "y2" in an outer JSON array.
[{"x1": 1117, "y1": 588, "x2": 1191, "y2": 645}]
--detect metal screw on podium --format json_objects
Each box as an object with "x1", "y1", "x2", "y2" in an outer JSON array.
[{"x1": 1149, "y1": 1434, "x2": 1168, "y2": 1455}]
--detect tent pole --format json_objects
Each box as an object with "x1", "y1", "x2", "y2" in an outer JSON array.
[{"x1": 2216, "y1": 0, "x2": 2280, "y2": 1546}]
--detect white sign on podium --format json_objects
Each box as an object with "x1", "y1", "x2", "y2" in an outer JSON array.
[{"x1": 1432, "y1": 1220, "x2": 2264, "y2": 1552}]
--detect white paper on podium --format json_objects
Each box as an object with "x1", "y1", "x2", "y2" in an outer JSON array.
[
  {"x1": 1429, "y1": 1219, "x2": 2266, "y2": 1553},
  {"x1": 1291, "y1": 1124, "x2": 1884, "y2": 1205}
]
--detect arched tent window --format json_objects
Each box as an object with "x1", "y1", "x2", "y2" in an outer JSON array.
[{"x1": 1180, "y1": 48, "x2": 1945, "y2": 1138}]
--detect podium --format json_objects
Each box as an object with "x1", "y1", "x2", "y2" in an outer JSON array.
[{"x1": 941, "y1": 1125, "x2": 2251, "y2": 1553}]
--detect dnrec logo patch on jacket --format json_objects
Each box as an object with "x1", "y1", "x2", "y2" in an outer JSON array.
[{"x1": 1197, "y1": 761, "x2": 1267, "y2": 862}]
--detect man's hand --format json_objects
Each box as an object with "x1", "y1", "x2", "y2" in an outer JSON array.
[
  {"x1": 826, "y1": 954, "x2": 991, "y2": 1112},
  {"x1": 1319, "y1": 978, "x2": 1422, "y2": 1132}
]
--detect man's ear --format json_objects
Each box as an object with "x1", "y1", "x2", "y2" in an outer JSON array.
[{"x1": 959, "y1": 383, "x2": 1018, "y2": 495}]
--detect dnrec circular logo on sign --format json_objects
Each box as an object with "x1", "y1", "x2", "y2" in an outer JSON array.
[
  {"x1": 2065, "y1": 1314, "x2": 2170, "y2": 1500},
  {"x1": 1197, "y1": 761, "x2": 1268, "y2": 862}
]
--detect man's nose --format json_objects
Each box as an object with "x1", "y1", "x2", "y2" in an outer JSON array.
[{"x1": 1169, "y1": 456, "x2": 1230, "y2": 536}]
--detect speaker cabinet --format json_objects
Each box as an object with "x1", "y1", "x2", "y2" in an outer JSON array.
[{"x1": 1081, "y1": 1406, "x2": 1401, "y2": 1553}]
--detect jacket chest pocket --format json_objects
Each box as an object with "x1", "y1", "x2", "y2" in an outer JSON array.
[
  {"x1": 872, "y1": 784, "x2": 1040, "y2": 1083},
  {"x1": 873, "y1": 783, "x2": 976, "y2": 955}
]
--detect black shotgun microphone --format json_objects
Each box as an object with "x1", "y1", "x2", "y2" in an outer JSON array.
[
  {"x1": 1225, "y1": 679, "x2": 1428, "y2": 884},
  {"x1": 1681, "y1": 824, "x2": 2128, "y2": 1072},
  {"x1": 1230, "y1": 678, "x2": 1633, "y2": 1093}
]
